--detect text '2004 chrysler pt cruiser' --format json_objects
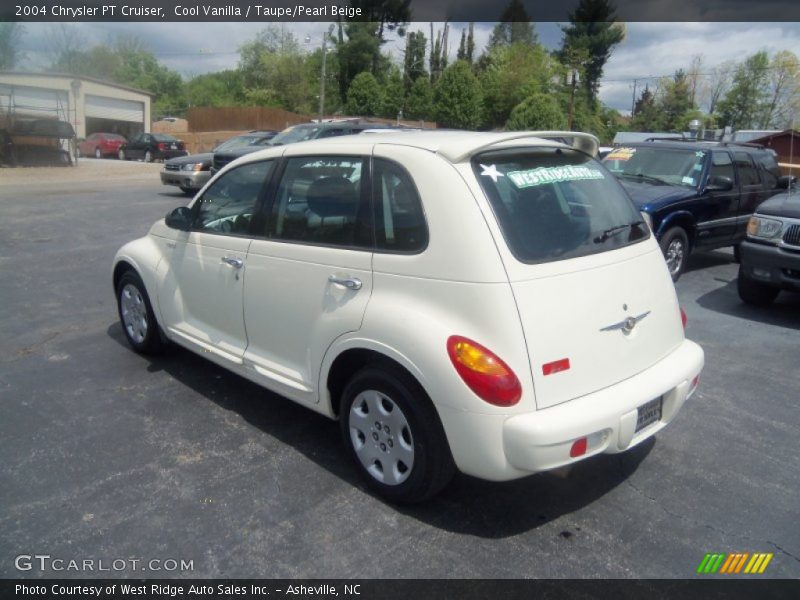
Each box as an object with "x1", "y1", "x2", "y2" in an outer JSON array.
[{"x1": 113, "y1": 131, "x2": 704, "y2": 502}]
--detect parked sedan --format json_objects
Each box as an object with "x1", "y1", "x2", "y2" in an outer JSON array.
[
  {"x1": 119, "y1": 133, "x2": 187, "y2": 162},
  {"x1": 77, "y1": 133, "x2": 126, "y2": 159},
  {"x1": 161, "y1": 132, "x2": 279, "y2": 194}
]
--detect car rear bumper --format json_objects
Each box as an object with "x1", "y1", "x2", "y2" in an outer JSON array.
[
  {"x1": 438, "y1": 339, "x2": 704, "y2": 481},
  {"x1": 740, "y1": 239, "x2": 800, "y2": 291},
  {"x1": 160, "y1": 170, "x2": 211, "y2": 190}
]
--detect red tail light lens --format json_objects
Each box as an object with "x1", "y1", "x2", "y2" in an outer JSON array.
[
  {"x1": 447, "y1": 336, "x2": 521, "y2": 406},
  {"x1": 680, "y1": 307, "x2": 687, "y2": 329},
  {"x1": 158, "y1": 142, "x2": 167, "y2": 151},
  {"x1": 570, "y1": 437, "x2": 588, "y2": 458}
]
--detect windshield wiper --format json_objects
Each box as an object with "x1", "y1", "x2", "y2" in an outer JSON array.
[
  {"x1": 593, "y1": 221, "x2": 642, "y2": 244},
  {"x1": 620, "y1": 172, "x2": 669, "y2": 185}
]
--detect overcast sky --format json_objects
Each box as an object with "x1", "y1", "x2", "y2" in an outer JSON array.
[{"x1": 13, "y1": 21, "x2": 800, "y2": 115}]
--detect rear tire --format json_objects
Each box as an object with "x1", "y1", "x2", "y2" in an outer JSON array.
[
  {"x1": 95, "y1": 147, "x2": 102, "y2": 159},
  {"x1": 340, "y1": 363, "x2": 455, "y2": 503},
  {"x1": 116, "y1": 271, "x2": 166, "y2": 354},
  {"x1": 144, "y1": 150, "x2": 153, "y2": 163},
  {"x1": 179, "y1": 186, "x2": 194, "y2": 195},
  {"x1": 118, "y1": 148, "x2": 126, "y2": 160},
  {"x1": 737, "y1": 267, "x2": 779, "y2": 306},
  {"x1": 659, "y1": 227, "x2": 690, "y2": 282}
]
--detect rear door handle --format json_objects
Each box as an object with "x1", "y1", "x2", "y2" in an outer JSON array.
[
  {"x1": 328, "y1": 276, "x2": 362, "y2": 290},
  {"x1": 221, "y1": 256, "x2": 244, "y2": 269}
]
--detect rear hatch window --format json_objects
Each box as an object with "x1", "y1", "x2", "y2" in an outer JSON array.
[{"x1": 473, "y1": 147, "x2": 648, "y2": 264}]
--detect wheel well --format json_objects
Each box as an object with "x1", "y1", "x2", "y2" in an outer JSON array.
[
  {"x1": 327, "y1": 349, "x2": 419, "y2": 417},
  {"x1": 660, "y1": 216, "x2": 696, "y2": 248},
  {"x1": 112, "y1": 261, "x2": 135, "y2": 292}
]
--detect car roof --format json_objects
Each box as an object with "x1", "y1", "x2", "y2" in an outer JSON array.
[
  {"x1": 234, "y1": 131, "x2": 596, "y2": 165},
  {"x1": 619, "y1": 140, "x2": 766, "y2": 153}
]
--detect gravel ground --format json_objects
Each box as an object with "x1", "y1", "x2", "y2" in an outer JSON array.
[{"x1": 1, "y1": 158, "x2": 162, "y2": 185}]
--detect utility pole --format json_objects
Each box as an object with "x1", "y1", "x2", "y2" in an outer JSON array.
[
  {"x1": 319, "y1": 24, "x2": 335, "y2": 123},
  {"x1": 631, "y1": 78, "x2": 638, "y2": 117}
]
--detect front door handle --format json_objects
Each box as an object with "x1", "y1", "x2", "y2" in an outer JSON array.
[
  {"x1": 221, "y1": 256, "x2": 244, "y2": 269},
  {"x1": 328, "y1": 276, "x2": 362, "y2": 290}
]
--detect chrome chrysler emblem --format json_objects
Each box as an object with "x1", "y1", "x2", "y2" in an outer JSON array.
[{"x1": 600, "y1": 311, "x2": 651, "y2": 333}]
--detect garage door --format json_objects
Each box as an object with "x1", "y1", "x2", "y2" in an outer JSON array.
[
  {"x1": 0, "y1": 84, "x2": 69, "y2": 115},
  {"x1": 85, "y1": 95, "x2": 144, "y2": 123}
]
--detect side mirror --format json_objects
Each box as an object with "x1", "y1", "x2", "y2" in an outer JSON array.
[
  {"x1": 706, "y1": 175, "x2": 733, "y2": 192},
  {"x1": 777, "y1": 175, "x2": 797, "y2": 190},
  {"x1": 165, "y1": 206, "x2": 192, "y2": 231}
]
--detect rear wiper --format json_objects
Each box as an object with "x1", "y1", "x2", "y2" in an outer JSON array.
[
  {"x1": 593, "y1": 221, "x2": 641, "y2": 244},
  {"x1": 620, "y1": 172, "x2": 669, "y2": 185}
]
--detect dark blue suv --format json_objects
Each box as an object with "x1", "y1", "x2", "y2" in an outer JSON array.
[{"x1": 603, "y1": 141, "x2": 791, "y2": 280}]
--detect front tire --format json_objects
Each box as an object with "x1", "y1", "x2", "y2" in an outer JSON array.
[
  {"x1": 179, "y1": 186, "x2": 194, "y2": 195},
  {"x1": 659, "y1": 227, "x2": 690, "y2": 281},
  {"x1": 737, "y1": 267, "x2": 779, "y2": 306},
  {"x1": 116, "y1": 271, "x2": 166, "y2": 354},
  {"x1": 340, "y1": 364, "x2": 455, "y2": 503}
]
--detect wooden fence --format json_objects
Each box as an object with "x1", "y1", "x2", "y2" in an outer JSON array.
[{"x1": 186, "y1": 106, "x2": 310, "y2": 133}]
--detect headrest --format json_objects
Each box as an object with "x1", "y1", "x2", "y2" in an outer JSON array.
[{"x1": 306, "y1": 177, "x2": 358, "y2": 218}]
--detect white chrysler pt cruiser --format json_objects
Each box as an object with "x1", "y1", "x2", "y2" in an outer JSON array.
[{"x1": 113, "y1": 131, "x2": 704, "y2": 502}]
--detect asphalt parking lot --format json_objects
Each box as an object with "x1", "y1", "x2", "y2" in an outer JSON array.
[{"x1": 1, "y1": 161, "x2": 799, "y2": 579}]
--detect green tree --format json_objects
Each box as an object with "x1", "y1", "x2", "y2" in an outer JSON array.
[
  {"x1": 560, "y1": 0, "x2": 625, "y2": 106},
  {"x1": 346, "y1": 71, "x2": 383, "y2": 116},
  {"x1": 488, "y1": 0, "x2": 537, "y2": 48},
  {"x1": 630, "y1": 85, "x2": 662, "y2": 131},
  {"x1": 380, "y1": 66, "x2": 405, "y2": 119},
  {"x1": 185, "y1": 71, "x2": 245, "y2": 107},
  {"x1": 761, "y1": 50, "x2": 800, "y2": 128},
  {"x1": 433, "y1": 61, "x2": 483, "y2": 129},
  {"x1": 0, "y1": 23, "x2": 24, "y2": 70},
  {"x1": 507, "y1": 94, "x2": 568, "y2": 130},
  {"x1": 478, "y1": 42, "x2": 559, "y2": 129},
  {"x1": 405, "y1": 76, "x2": 433, "y2": 120},
  {"x1": 403, "y1": 30, "x2": 427, "y2": 92},
  {"x1": 658, "y1": 69, "x2": 696, "y2": 131},
  {"x1": 716, "y1": 51, "x2": 770, "y2": 129}
]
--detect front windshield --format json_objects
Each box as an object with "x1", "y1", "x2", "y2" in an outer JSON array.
[
  {"x1": 603, "y1": 146, "x2": 708, "y2": 188},
  {"x1": 474, "y1": 148, "x2": 649, "y2": 264},
  {"x1": 152, "y1": 134, "x2": 178, "y2": 142},
  {"x1": 269, "y1": 125, "x2": 320, "y2": 145}
]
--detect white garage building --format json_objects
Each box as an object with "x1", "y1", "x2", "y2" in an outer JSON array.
[{"x1": 0, "y1": 72, "x2": 153, "y2": 139}]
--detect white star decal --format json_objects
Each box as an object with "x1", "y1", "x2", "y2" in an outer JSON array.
[
  {"x1": 480, "y1": 163, "x2": 504, "y2": 183},
  {"x1": 695, "y1": 151, "x2": 705, "y2": 158}
]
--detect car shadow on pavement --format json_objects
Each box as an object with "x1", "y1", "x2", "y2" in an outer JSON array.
[
  {"x1": 696, "y1": 276, "x2": 800, "y2": 330},
  {"x1": 684, "y1": 249, "x2": 735, "y2": 275},
  {"x1": 107, "y1": 323, "x2": 656, "y2": 538}
]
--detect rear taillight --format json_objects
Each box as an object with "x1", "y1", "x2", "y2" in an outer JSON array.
[
  {"x1": 158, "y1": 142, "x2": 167, "y2": 151},
  {"x1": 447, "y1": 336, "x2": 521, "y2": 406},
  {"x1": 680, "y1": 307, "x2": 687, "y2": 329}
]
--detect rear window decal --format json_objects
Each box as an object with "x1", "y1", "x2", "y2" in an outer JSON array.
[
  {"x1": 507, "y1": 165, "x2": 605, "y2": 189},
  {"x1": 605, "y1": 147, "x2": 636, "y2": 161},
  {"x1": 479, "y1": 163, "x2": 504, "y2": 182}
]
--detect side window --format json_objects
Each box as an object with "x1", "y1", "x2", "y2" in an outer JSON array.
[
  {"x1": 756, "y1": 152, "x2": 780, "y2": 188},
  {"x1": 193, "y1": 161, "x2": 273, "y2": 234},
  {"x1": 373, "y1": 158, "x2": 428, "y2": 252},
  {"x1": 709, "y1": 151, "x2": 735, "y2": 183},
  {"x1": 317, "y1": 128, "x2": 346, "y2": 139},
  {"x1": 734, "y1": 152, "x2": 761, "y2": 186},
  {"x1": 269, "y1": 156, "x2": 370, "y2": 248}
]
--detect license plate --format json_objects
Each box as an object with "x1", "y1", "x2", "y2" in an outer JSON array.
[
  {"x1": 635, "y1": 397, "x2": 662, "y2": 432},
  {"x1": 170, "y1": 143, "x2": 177, "y2": 149}
]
